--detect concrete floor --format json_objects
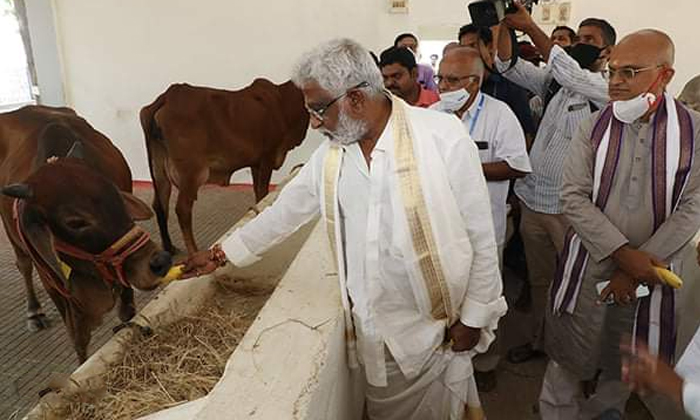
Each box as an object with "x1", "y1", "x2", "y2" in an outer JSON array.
[{"x1": 0, "y1": 185, "x2": 255, "y2": 420}]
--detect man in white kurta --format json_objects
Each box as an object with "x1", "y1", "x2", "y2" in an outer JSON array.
[
  {"x1": 431, "y1": 47, "x2": 530, "y2": 390},
  {"x1": 184, "y1": 39, "x2": 507, "y2": 420},
  {"x1": 431, "y1": 47, "x2": 531, "y2": 264}
]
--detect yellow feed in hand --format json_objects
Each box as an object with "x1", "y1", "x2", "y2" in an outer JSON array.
[
  {"x1": 654, "y1": 267, "x2": 683, "y2": 289},
  {"x1": 161, "y1": 265, "x2": 185, "y2": 284}
]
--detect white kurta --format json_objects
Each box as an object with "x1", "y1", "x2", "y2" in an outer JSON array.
[
  {"x1": 221, "y1": 104, "x2": 506, "y2": 392},
  {"x1": 432, "y1": 92, "x2": 531, "y2": 248}
]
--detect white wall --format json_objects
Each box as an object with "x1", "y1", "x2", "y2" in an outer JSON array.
[
  {"x1": 51, "y1": 0, "x2": 700, "y2": 182},
  {"x1": 559, "y1": 0, "x2": 696, "y2": 95},
  {"x1": 51, "y1": 0, "x2": 383, "y2": 182}
]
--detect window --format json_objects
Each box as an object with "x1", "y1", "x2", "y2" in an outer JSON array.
[{"x1": 0, "y1": 0, "x2": 35, "y2": 110}]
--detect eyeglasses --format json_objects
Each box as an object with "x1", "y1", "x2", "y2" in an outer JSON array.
[
  {"x1": 434, "y1": 75, "x2": 480, "y2": 86},
  {"x1": 602, "y1": 65, "x2": 663, "y2": 81},
  {"x1": 306, "y1": 81, "x2": 370, "y2": 122}
]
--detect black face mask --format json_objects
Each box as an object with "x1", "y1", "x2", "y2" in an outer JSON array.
[{"x1": 565, "y1": 43, "x2": 603, "y2": 70}]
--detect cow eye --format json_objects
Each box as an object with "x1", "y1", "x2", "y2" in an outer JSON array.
[{"x1": 64, "y1": 217, "x2": 92, "y2": 231}]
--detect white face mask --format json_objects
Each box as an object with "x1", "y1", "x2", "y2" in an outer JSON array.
[
  {"x1": 439, "y1": 89, "x2": 471, "y2": 113},
  {"x1": 612, "y1": 92, "x2": 657, "y2": 123}
]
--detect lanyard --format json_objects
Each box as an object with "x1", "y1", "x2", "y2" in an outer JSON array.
[{"x1": 469, "y1": 94, "x2": 486, "y2": 137}]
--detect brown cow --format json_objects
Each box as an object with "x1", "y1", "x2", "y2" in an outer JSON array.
[
  {"x1": 0, "y1": 105, "x2": 172, "y2": 363},
  {"x1": 140, "y1": 79, "x2": 309, "y2": 255}
]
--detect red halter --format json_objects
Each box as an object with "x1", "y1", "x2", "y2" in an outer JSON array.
[{"x1": 13, "y1": 199, "x2": 151, "y2": 298}]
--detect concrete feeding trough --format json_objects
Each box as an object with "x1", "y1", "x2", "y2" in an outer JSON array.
[{"x1": 23, "y1": 168, "x2": 363, "y2": 420}]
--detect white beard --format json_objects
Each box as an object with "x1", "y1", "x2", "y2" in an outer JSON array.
[{"x1": 320, "y1": 110, "x2": 368, "y2": 145}]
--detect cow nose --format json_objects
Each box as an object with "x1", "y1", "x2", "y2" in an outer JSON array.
[{"x1": 149, "y1": 251, "x2": 172, "y2": 277}]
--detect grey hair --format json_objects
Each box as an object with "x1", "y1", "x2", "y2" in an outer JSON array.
[
  {"x1": 444, "y1": 46, "x2": 485, "y2": 78},
  {"x1": 292, "y1": 38, "x2": 384, "y2": 98}
]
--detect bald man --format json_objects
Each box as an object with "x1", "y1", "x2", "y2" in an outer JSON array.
[
  {"x1": 543, "y1": 29, "x2": 700, "y2": 419},
  {"x1": 431, "y1": 47, "x2": 531, "y2": 391},
  {"x1": 680, "y1": 75, "x2": 700, "y2": 113}
]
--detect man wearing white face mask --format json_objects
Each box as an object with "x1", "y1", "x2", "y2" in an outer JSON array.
[
  {"x1": 431, "y1": 46, "x2": 531, "y2": 392},
  {"x1": 432, "y1": 47, "x2": 531, "y2": 267},
  {"x1": 545, "y1": 29, "x2": 700, "y2": 419}
]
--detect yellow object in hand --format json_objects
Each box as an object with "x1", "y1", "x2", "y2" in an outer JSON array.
[
  {"x1": 161, "y1": 265, "x2": 185, "y2": 284},
  {"x1": 654, "y1": 267, "x2": 683, "y2": 289}
]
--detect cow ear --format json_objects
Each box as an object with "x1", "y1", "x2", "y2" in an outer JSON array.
[
  {"x1": 2, "y1": 183, "x2": 33, "y2": 199},
  {"x1": 66, "y1": 141, "x2": 84, "y2": 159},
  {"x1": 120, "y1": 192, "x2": 153, "y2": 221},
  {"x1": 20, "y1": 206, "x2": 70, "y2": 287}
]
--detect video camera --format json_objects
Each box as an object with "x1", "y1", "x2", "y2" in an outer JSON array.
[{"x1": 467, "y1": 0, "x2": 539, "y2": 28}]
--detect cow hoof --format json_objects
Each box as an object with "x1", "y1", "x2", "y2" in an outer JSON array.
[
  {"x1": 112, "y1": 322, "x2": 130, "y2": 334},
  {"x1": 38, "y1": 387, "x2": 53, "y2": 398},
  {"x1": 27, "y1": 314, "x2": 49, "y2": 332}
]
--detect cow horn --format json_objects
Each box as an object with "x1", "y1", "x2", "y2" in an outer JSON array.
[
  {"x1": 66, "y1": 141, "x2": 84, "y2": 159},
  {"x1": 2, "y1": 183, "x2": 33, "y2": 199}
]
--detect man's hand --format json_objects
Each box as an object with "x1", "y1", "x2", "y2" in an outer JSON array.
[
  {"x1": 449, "y1": 321, "x2": 481, "y2": 352},
  {"x1": 179, "y1": 250, "x2": 220, "y2": 279},
  {"x1": 502, "y1": 1, "x2": 536, "y2": 33},
  {"x1": 621, "y1": 342, "x2": 684, "y2": 407},
  {"x1": 612, "y1": 245, "x2": 665, "y2": 285},
  {"x1": 598, "y1": 270, "x2": 638, "y2": 306}
]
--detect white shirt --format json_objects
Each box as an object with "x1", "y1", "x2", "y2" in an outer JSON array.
[
  {"x1": 676, "y1": 326, "x2": 700, "y2": 419},
  {"x1": 431, "y1": 92, "x2": 531, "y2": 247},
  {"x1": 220, "y1": 105, "x2": 505, "y2": 387}
]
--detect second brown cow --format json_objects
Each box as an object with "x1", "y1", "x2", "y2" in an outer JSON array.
[{"x1": 140, "y1": 79, "x2": 309, "y2": 255}]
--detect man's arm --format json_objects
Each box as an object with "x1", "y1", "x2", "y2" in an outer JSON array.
[
  {"x1": 220, "y1": 145, "x2": 325, "y2": 267},
  {"x1": 495, "y1": 22, "x2": 550, "y2": 99},
  {"x1": 640, "y1": 123, "x2": 700, "y2": 262},
  {"x1": 444, "y1": 121, "x2": 507, "y2": 329},
  {"x1": 547, "y1": 45, "x2": 610, "y2": 107},
  {"x1": 483, "y1": 162, "x2": 527, "y2": 181},
  {"x1": 483, "y1": 101, "x2": 532, "y2": 181},
  {"x1": 502, "y1": 1, "x2": 554, "y2": 61}
]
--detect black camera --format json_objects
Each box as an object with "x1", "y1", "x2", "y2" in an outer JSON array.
[{"x1": 468, "y1": 0, "x2": 539, "y2": 28}]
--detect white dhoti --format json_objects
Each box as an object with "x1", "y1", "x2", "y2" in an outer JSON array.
[{"x1": 366, "y1": 348, "x2": 482, "y2": 420}]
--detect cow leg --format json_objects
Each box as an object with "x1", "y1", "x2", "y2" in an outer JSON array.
[
  {"x1": 150, "y1": 145, "x2": 178, "y2": 255},
  {"x1": 67, "y1": 304, "x2": 92, "y2": 364},
  {"x1": 175, "y1": 183, "x2": 200, "y2": 255},
  {"x1": 251, "y1": 164, "x2": 273, "y2": 202},
  {"x1": 118, "y1": 287, "x2": 136, "y2": 323},
  {"x1": 6, "y1": 235, "x2": 49, "y2": 331}
]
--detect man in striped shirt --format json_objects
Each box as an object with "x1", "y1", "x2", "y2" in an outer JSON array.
[{"x1": 494, "y1": 3, "x2": 615, "y2": 366}]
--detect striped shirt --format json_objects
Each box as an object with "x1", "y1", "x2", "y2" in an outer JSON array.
[{"x1": 496, "y1": 45, "x2": 609, "y2": 214}]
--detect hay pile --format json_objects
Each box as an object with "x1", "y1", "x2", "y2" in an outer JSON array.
[{"x1": 63, "y1": 277, "x2": 274, "y2": 420}]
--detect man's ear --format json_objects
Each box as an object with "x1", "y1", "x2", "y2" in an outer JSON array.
[
  {"x1": 662, "y1": 68, "x2": 676, "y2": 87},
  {"x1": 410, "y1": 67, "x2": 419, "y2": 81},
  {"x1": 345, "y1": 89, "x2": 367, "y2": 114}
]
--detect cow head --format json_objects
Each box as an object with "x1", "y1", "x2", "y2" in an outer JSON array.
[{"x1": 2, "y1": 157, "x2": 172, "y2": 292}]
